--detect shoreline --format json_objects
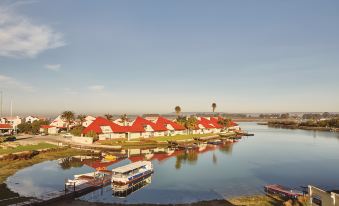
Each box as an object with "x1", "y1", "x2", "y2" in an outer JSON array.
[{"x1": 267, "y1": 123, "x2": 338, "y2": 132}]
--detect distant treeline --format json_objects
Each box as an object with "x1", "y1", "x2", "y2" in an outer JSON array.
[
  {"x1": 259, "y1": 112, "x2": 339, "y2": 120},
  {"x1": 268, "y1": 118, "x2": 339, "y2": 128}
]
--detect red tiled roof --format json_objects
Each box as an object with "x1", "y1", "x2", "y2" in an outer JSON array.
[
  {"x1": 132, "y1": 116, "x2": 167, "y2": 132},
  {"x1": 197, "y1": 117, "x2": 216, "y2": 129},
  {"x1": 209, "y1": 117, "x2": 224, "y2": 128},
  {"x1": 155, "y1": 116, "x2": 185, "y2": 131},
  {"x1": 228, "y1": 121, "x2": 238, "y2": 127},
  {"x1": 82, "y1": 117, "x2": 127, "y2": 134},
  {"x1": 40, "y1": 125, "x2": 54, "y2": 129},
  {"x1": 0, "y1": 124, "x2": 12, "y2": 129}
]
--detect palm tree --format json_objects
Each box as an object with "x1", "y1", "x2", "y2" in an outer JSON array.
[
  {"x1": 175, "y1": 106, "x2": 181, "y2": 117},
  {"x1": 120, "y1": 114, "x2": 127, "y2": 126},
  {"x1": 212, "y1": 103, "x2": 217, "y2": 113},
  {"x1": 104, "y1": 114, "x2": 113, "y2": 121},
  {"x1": 61, "y1": 111, "x2": 75, "y2": 132},
  {"x1": 77, "y1": 114, "x2": 86, "y2": 126},
  {"x1": 186, "y1": 116, "x2": 198, "y2": 134}
]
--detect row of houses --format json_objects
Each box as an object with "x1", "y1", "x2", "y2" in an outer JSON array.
[
  {"x1": 0, "y1": 115, "x2": 46, "y2": 134},
  {"x1": 81, "y1": 116, "x2": 240, "y2": 140}
]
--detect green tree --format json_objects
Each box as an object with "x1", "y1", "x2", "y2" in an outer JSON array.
[
  {"x1": 212, "y1": 103, "x2": 217, "y2": 113},
  {"x1": 70, "y1": 125, "x2": 85, "y2": 136},
  {"x1": 61, "y1": 111, "x2": 75, "y2": 132},
  {"x1": 104, "y1": 114, "x2": 113, "y2": 121},
  {"x1": 17, "y1": 122, "x2": 32, "y2": 134},
  {"x1": 31, "y1": 119, "x2": 50, "y2": 134},
  {"x1": 175, "y1": 106, "x2": 181, "y2": 117},
  {"x1": 77, "y1": 114, "x2": 86, "y2": 126}
]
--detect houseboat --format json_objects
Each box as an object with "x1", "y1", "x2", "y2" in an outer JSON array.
[
  {"x1": 111, "y1": 161, "x2": 153, "y2": 185},
  {"x1": 65, "y1": 170, "x2": 112, "y2": 188}
]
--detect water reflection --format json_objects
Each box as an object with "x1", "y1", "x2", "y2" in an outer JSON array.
[{"x1": 58, "y1": 156, "x2": 84, "y2": 170}]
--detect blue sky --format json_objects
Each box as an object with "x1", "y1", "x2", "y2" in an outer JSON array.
[{"x1": 0, "y1": 0, "x2": 339, "y2": 116}]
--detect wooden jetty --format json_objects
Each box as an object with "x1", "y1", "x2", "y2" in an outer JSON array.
[{"x1": 9, "y1": 173, "x2": 112, "y2": 206}]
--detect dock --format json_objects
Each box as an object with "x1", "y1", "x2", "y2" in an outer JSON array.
[
  {"x1": 9, "y1": 174, "x2": 111, "y2": 206},
  {"x1": 264, "y1": 184, "x2": 303, "y2": 199}
]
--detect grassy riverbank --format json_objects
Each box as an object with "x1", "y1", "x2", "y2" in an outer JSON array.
[
  {"x1": 0, "y1": 142, "x2": 58, "y2": 155},
  {"x1": 0, "y1": 148, "x2": 90, "y2": 183},
  {"x1": 100, "y1": 133, "x2": 219, "y2": 147},
  {"x1": 149, "y1": 133, "x2": 215, "y2": 142}
]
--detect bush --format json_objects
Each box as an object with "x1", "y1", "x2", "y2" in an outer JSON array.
[{"x1": 70, "y1": 125, "x2": 85, "y2": 136}]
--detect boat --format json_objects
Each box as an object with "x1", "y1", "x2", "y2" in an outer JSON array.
[
  {"x1": 264, "y1": 184, "x2": 304, "y2": 199},
  {"x1": 111, "y1": 161, "x2": 153, "y2": 185},
  {"x1": 65, "y1": 170, "x2": 112, "y2": 188},
  {"x1": 112, "y1": 173, "x2": 152, "y2": 198}
]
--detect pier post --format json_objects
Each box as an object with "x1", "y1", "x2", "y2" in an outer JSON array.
[{"x1": 74, "y1": 182, "x2": 76, "y2": 192}]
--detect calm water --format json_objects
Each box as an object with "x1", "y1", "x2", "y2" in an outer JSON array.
[{"x1": 5, "y1": 123, "x2": 339, "y2": 204}]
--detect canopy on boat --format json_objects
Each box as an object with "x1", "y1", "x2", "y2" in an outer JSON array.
[{"x1": 112, "y1": 161, "x2": 150, "y2": 173}]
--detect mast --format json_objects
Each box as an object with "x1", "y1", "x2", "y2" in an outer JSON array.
[
  {"x1": 0, "y1": 90, "x2": 2, "y2": 118},
  {"x1": 10, "y1": 100, "x2": 13, "y2": 117}
]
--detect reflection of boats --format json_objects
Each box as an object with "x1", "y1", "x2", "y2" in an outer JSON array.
[
  {"x1": 65, "y1": 170, "x2": 112, "y2": 188},
  {"x1": 112, "y1": 173, "x2": 152, "y2": 197},
  {"x1": 264, "y1": 184, "x2": 303, "y2": 199},
  {"x1": 207, "y1": 139, "x2": 222, "y2": 145},
  {"x1": 104, "y1": 154, "x2": 117, "y2": 161},
  {"x1": 111, "y1": 161, "x2": 153, "y2": 184}
]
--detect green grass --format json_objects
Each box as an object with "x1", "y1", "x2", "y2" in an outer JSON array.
[
  {"x1": 149, "y1": 133, "x2": 217, "y2": 142},
  {"x1": 0, "y1": 148, "x2": 90, "y2": 183},
  {"x1": 0, "y1": 143, "x2": 58, "y2": 155}
]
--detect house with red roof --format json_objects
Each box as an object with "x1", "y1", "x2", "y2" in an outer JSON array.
[
  {"x1": 50, "y1": 115, "x2": 69, "y2": 129},
  {"x1": 82, "y1": 117, "x2": 129, "y2": 140},
  {"x1": 0, "y1": 123, "x2": 13, "y2": 135},
  {"x1": 1, "y1": 116, "x2": 22, "y2": 128},
  {"x1": 39, "y1": 125, "x2": 58, "y2": 134},
  {"x1": 155, "y1": 116, "x2": 186, "y2": 136},
  {"x1": 195, "y1": 117, "x2": 217, "y2": 134},
  {"x1": 130, "y1": 116, "x2": 167, "y2": 138}
]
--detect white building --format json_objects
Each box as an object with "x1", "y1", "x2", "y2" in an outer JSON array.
[
  {"x1": 82, "y1": 115, "x2": 96, "y2": 127},
  {"x1": 50, "y1": 115, "x2": 68, "y2": 129},
  {"x1": 0, "y1": 116, "x2": 22, "y2": 128}
]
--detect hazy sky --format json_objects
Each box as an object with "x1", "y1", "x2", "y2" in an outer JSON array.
[{"x1": 0, "y1": 0, "x2": 339, "y2": 116}]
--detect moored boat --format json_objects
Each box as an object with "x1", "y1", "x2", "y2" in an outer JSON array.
[
  {"x1": 65, "y1": 170, "x2": 112, "y2": 188},
  {"x1": 264, "y1": 184, "x2": 303, "y2": 199},
  {"x1": 111, "y1": 161, "x2": 153, "y2": 185}
]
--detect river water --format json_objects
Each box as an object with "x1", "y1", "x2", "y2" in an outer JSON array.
[{"x1": 5, "y1": 122, "x2": 339, "y2": 204}]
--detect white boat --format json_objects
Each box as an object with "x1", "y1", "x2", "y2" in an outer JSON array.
[
  {"x1": 65, "y1": 170, "x2": 112, "y2": 187},
  {"x1": 111, "y1": 161, "x2": 153, "y2": 184}
]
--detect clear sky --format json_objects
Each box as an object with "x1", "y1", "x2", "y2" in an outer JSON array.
[{"x1": 0, "y1": 0, "x2": 339, "y2": 116}]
